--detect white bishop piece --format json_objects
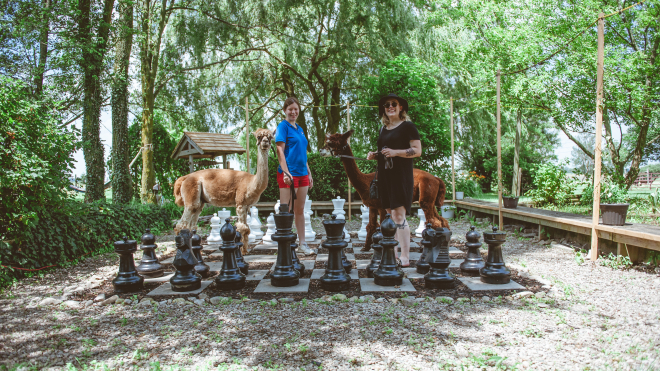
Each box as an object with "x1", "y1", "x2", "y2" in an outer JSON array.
[
  {"x1": 358, "y1": 204, "x2": 369, "y2": 240},
  {"x1": 302, "y1": 196, "x2": 316, "y2": 241},
  {"x1": 415, "y1": 208, "x2": 426, "y2": 237},
  {"x1": 207, "y1": 213, "x2": 222, "y2": 243},
  {"x1": 263, "y1": 213, "x2": 276, "y2": 242},
  {"x1": 332, "y1": 196, "x2": 349, "y2": 237},
  {"x1": 249, "y1": 206, "x2": 263, "y2": 240}
]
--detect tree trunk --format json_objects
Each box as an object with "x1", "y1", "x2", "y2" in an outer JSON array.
[
  {"x1": 511, "y1": 108, "x2": 522, "y2": 197},
  {"x1": 34, "y1": 0, "x2": 51, "y2": 96},
  {"x1": 111, "y1": 0, "x2": 134, "y2": 204}
]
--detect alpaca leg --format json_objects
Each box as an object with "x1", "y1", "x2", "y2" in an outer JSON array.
[
  {"x1": 176, "y1": 207, "x2": 197, "y2": 234},
  {"x1": 236, "y1": 205, "x2": 250, "y2": 254},
  {"x1": 361, "y1": 207, "x2": 379, "y2": 252},
  {"x1": 420, "y1": 181, "x2": 449, "y2": 229}
]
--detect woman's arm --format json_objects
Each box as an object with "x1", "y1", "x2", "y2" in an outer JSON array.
[
  {"x1": 307, "y1": 163, "x2": 313, "y2": 188},
  {"x1": 399, "y1": 140, "x2": 422, "y2": 158},
  {"x1": 276, "y1": 142, "x2": 293, "y2": 184}
]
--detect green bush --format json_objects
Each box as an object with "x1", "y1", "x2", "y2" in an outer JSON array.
[
  {"x1": 525, "y1": 161, "x2": 577, "y2": 206},
  {"x1": 0, "y1": 201, "x2": 171, "y2": 286},
  {"x1": 581, "y1": 178, "x2": 629, "y2": 205}
]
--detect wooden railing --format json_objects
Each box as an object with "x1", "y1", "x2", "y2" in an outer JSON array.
[{"x1": 634, "y1": 171, "x2": 660, "y2": 189}]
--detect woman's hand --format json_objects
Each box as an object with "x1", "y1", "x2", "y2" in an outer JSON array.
[
  {"x1": 381, "y1": 147, "x2": 398, "y2": 158},
  {"x1": 308, "y1": 175, "x2": 313, "y2": 189},
  {"x1": 367, "y1": 151, "x2": 378, "y2": 160},
  {"x1": 283, "y1": 173, "x2": 293, "y2": 185}
]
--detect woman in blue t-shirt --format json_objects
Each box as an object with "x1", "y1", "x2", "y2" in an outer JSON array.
[{"x1": 275, "y1": 97, "x2": 316, "y2": 255}]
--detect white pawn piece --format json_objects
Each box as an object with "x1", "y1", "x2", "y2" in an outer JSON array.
[
  {"x1": 249, "y1": 206, "x2": 263, "y2": 240},
  {"x1": 303, "y1": 196, "x2": 316, "y2": 238},
  {"x1": 263, "y1": 213, "x2": 276, "y2": 242},
  {"x1": 415, "y1": 208, "x2": 426, "y2": 237},
  {"x1": 274, "y1": 200, "x2": 280, "y2": 214},
  {"x1": 207, "y1": 213, "x2": 222, "y2": 243},
  {"x1": 358, "y1": 204, "x2": 369, "y2": 240},
  {"x1": 218, "y1": 208, "x2": 231, "y2": 219}
]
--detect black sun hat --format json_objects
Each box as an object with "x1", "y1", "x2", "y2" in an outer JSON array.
[{"x1": 378, "y1": 93, "x2": 409, "y2": 117}]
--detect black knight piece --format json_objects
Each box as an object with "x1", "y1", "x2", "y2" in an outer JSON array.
[
  {"x1": 290, "y1": 242, "x2": 305, "y2": 276},
  {"x1": 170, "y1": 229, "x2": 202, "y2": 292},
  {"x1": 424, "y1": 227, "x2": 455, "y2": 289},
  {"x1": 480, "y1": 227, "x2": 511, "y2": 284},
  {"x1": 136, "y1": 228, "x2": 164, "y2": 278},
  {"x1": 319, "y1": 215, "x2": 351, "y2": 291},
  {"x1": 460, "y1": 226, "x2": 485, "y2": 276},
  {"x1": 214, "y1": 219, "x2": 246, "y2": 290},
  {"x1": 416, "y1": 223, "x2": 433, "y2": 274},
  {"x1": 373, "y1": 214, "x2": 404, "y2": 286},
  {"x1": 112, "y1": 236, "x2": 144, "y2": 293},
  {"x1": 366, "y1": 227, "x2": 383, "y2": 278},
  {"x1": 271, "y1": 205, "x2": 300, "y2": 287},
  {"x1": 191, "y1": 229, "x2": 210, "y2": 278},
  {"x1": 234, "y1": 230, "x2": 249, "y2": 275}
]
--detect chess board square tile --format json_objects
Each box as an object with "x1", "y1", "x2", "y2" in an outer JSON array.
[
  {"x1": 207, "y1": 262, "x2": 223, "y2": 272},
  {"x1": 359, "y1": 278, "x2": 416, "y2": 292},
  {"x1": 316, "y1": 254, "x2": 328, "y2": 262},
  {"x1": 254, "y1": 279, "x2": 310, "y2": 293},
  {"x1": 202, "y1": 246, "x2": 218, "y2": 254},
  {"x1": 310, "y1": 269, "x2": 358, "y2": 280},
  {"x1": 457, "y1": 277, "x2": 525, "y2": 291},
  {"x1": 208, "y1": 252, "x2": 223, "y2": 260},
  {"x1": 146, "y1": 281, "x2": 212, "y2": 296},
  {"x1": 402, "y1": 268, "x2": 425, "y2": 279},
  {"x1": 144, "y1": 273, "x2": 174, "y2": 283},
  {"x1": 245, "y1": 270, "x2": 268, "y2": 280},
  {"x1": 243, "y1": 255, "x2": 277, "y2": 263},
  {"x1": 253, "y1": 243, "x2": 278, "y2": 251},
  {"x1": 345, "y1": 253, "x2": 355, "y2": 261},
  {"x1": 161, "y1": 257, "x2": 174, "y2": 265},
  {"x1": 449, "y1": 246, "x2": 462, "y2": 254},
  {"x1": 409, "y1": 252, "x2": 421, "y2": 261},
  {"x1": 411, "y1": 238, "x2": 422, "y2": 243},
  {"x1": 449, "y1": 259, "x2": 463, "y2": 268},
  {"x1": 409, "y1": 242, "x2": 420, "y2": 248},
  {"x1": 270, "y1": 260, "x2": 315, "y2": 271},
  {"x1": 356, "y1": 260, "x2": 371, "y2": 269}
]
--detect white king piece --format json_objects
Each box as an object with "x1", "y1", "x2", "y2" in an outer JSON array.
[
  {"x1": 332, "y1": 196, "x2": 349, "y2": 237},
  {"x1": 249, "y1": 206, "x2": 263, "y2": 240}
]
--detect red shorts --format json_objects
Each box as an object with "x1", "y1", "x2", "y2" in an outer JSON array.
[{"x1": 277, "y1": 172, "x2": 310, "y2": 188}]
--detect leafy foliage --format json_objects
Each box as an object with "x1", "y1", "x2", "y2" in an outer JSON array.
[
  {"x1": 581, "y1": 178, "x2": 629, "y2": 205},
  {"x1": 525, "y1": 161, "x2": 577, "y2": 206}
]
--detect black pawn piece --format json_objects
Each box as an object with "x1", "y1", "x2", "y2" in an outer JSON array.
[
  {"x1": 112, "y1": 236, "x2": 144, "y2": 293},
  {"x1": 480, "y1": 227, "x2": 511, "y2": 284},
  {"x1": 170, "y1": 229, "x2": 202, "y2": 292},
  {"x1": 214, "y1": 219, "x2": 246, "y2": 290},
  {"x1": 290, "y1": 242, "x2": 305, "y2": 276},
  {"x1": 271, "y1": 205, "x2": 300, "y2": 287},
  {"x1": 320, "y1": 215, "x2": 350, "y2": 291},
  {"x1": 191, "y1": 229, "x2": 210, "y2": 278},
  {"x1": 416, "y1": 223, "x2": 433, "y2": 274},
  {"x1": 366, "y1": 227, "x2": 383, "y2": 278},
  {"x1": 234, "y1": 230, "x2": 249, "y2": 276},
  {"x1": 425, "y1": 227, "x2": 455, "y2": 289},
  {"x1": 373, "y1": 214, "x2": 404, "y2": 286},
  {"x1": 461, "y1": 226, "x2": 485, "y2": 276},
  {"x1": 341, "y1": 249, "x2": 352, "y2": 273},
  {"x1": 136, "y1": 229, "x2": 164, "y2": 278}
]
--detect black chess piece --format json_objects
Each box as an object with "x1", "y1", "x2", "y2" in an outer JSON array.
[
  {"x1": 112, "y1": 236, "x2": 144, "y2": 293},
  {"x1": 480, "y1": 227, "x2": 511, "y2": 284},
  {"x1": 320, "y1": 215, "x2": 350, "y2": 291},
  {"x1": 191, "y1": 229, "x2": 210, "y2": 278},
  {"x1": 234, "y1": 230, "x2": 249, "y2": 276},
  {"x1": 425, "y1": 227, "x2": 455, "y2": 289},
  {"x1": 340, "y1": 249, "x2": 352, "y2": 273},
  {"x1": 170, "y1": 229, "x2": 202, "y2": 292},
  {"x1": 214, "y1": 219, "x2": 247, "y2": 290},
  {"x1": 136, "y1": 228, "x2": 164, "y2": 278},
  {"x1": 461, "y1": 226, "x2": 485, "y2": 276},
  {"x1": 290, "y1": 242, "x2": 305, "y2": 276},
  {"x1": 416, "y1": 223, "x2": 433, "y2": 274},
  {"x1": 366, "y1": 227, "x2": 383, "y2": 278},
  {"x1": 271, "y1": 205, "x2": 300, "y2": 287},
  {"x1": 373, "y1": 214, "x2": 404, "y2": 286}
]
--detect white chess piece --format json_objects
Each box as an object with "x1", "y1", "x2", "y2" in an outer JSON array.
[
  {"x1": 358, "y1": 204, "x2": 369, "y2": 240},
  {"x1": 415, "y1": 208, "x2": 426, "y2": 237},
  {"x1": 303, "y1": 196, "x2": 316, "y2": 240},
  {"x1": 274, "y1": 200, "x2": 280, "y2": 214},
  {"x1": 263, "y1": 213, "x2": 276, "y2": 242},
  {"x1": 207, "y1": 213, "x2": 222, "y2": 243},
  {"x1": 332, "y1": 196, "x2": 349, "y2": 237},
  {"x1": 249, "y1": 206, "x2": 263, "y2": 240},
  {"x1": 218, "y1": 208, "x2": 231, "y2": 219}
]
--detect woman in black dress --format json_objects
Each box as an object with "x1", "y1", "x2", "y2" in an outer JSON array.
[{"x1": 367, "y1": 94, "x2": 422, "y2": 267}]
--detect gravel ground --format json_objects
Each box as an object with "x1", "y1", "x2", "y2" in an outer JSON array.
[{"x1": 1, "y1": 219, "x2": 659, "y2": 370}]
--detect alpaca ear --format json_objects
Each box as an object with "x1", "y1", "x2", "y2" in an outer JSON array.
[
  {"x1": 343, "y1": 130, "x2": 354, "y2": 139},
  {"x1": 325, "y1": 133, "x2": 331, "y2": 139}
]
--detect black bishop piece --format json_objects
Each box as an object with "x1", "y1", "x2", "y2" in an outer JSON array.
[
  {"x1": 136, "y1": 228, "x2": 164, "y2": 278},
  {"x1": 234, "y1": 230, "x2": 249, "y2": 276},
  {"x1": 366, "y1": 227, "x2": 383, "y2": 278},
  {"x1": 480, "y1": 227, "x2": 511, "y2": 284},
  {"x1": 319, "y1": 215, "x2": 350, "y2": 291},
  {"x1": 170, "y1": 229, "x2": 202, "y2": 292},
  {"x1": 460, "y1": 226, "x2": 485, "y2": 276},
  {"x1": 416, "y1": 223, "x2": 433, "y2": 274},
  {"x1": 112, "y1": 236, "x2": 144, "y2": 293},
  {"x1": 191, "y1": 229, "x2": 210, "y2": 278},
  {"x1": 271, "y1": 205, "x2": 300, "y2": 287},
  {"x1": 214, "y1": 219, "x2": 247, "y2": 290},
  {"x1": 373, "y1": 214, "x2": 404, "y2": 286},
  {"x1": 424, "y1": 227, "x2": 455, "y2": 289}
]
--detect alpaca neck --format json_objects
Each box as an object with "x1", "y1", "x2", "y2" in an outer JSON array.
[
  {"x1": 340, "y1": 146, "x2": 369, "y2": 193},
  {"x1": 251, "y1": 147, "x2": 269, "y2": 190}
]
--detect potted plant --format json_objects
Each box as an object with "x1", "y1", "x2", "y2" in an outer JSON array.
[
  {"x1": 441, "y1": 205, "x2": 456, "y2": 219},
  {"x1": 599, "y1": 180, "x2": 629, "y2": 226},
  {"x1": 502, "y1": 188, "x2": 519, "y2": 209},
  {"x1": 455, "y1": 171, "x2": 485, "y2": 200}
]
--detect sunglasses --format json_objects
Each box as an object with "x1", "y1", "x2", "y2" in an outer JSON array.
[{"x1": 383, "y1": 101, "x2": 399, "y2": 109}]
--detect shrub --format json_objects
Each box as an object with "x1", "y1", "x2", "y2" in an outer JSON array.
[
  {"x1": 525, "y1": 161, "x2": 577, "y2": 206},
  {"x1": 581, "y1": 178, "x2": 629, "y2": 205},
  {"x1": 456, "y1": 171, "x2": 485, "y2": 198}
]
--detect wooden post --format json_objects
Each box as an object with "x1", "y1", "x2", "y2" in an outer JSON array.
[
  {"x1": 496, "y1": 70, "x2": 503, "y2": 230},
  {"x1": 450, "y1": 97, "x2": 456, "y2": 201},
  {"x1": 347, "y1": 100, "x2": 352, "y2": 221},
  {"x1": 188, "y1": 154, "x2": 194, "y2": 173},
  {"x1": 223, "y1": 154, "x2": 227, "y2": 169},
  {"x1": 245, "y1": 97, "x2": 250, "y2": 174},
  {"x1": 648, "y1": 169, "x2": 651, "y2": 189},
  {"x1": 591, "y1": 13, "x2": 605, "y2": 262},
  {"x1": 517, "y1": 168, "x2": 523, "y2": 198}
]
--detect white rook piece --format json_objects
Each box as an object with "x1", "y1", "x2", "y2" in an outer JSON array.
[
  {"x1": 358, "y1": 204, "x2": 369, "y2": 240},
  {"x1": 332, "y1": 196, "x2": 349, "y2": 236},
  {"x1": 303, "y1": 196, "x2": 316, "y2": 240},
  {"x1": 207, "y1": 213, "x2": 222, "y2": 243},
  {"x1": 263, "y1": 213, "x2": 276, "y2": 242},
  {"x1": 415, "y1": 209, "x2": 426, "y2": 237},
  {"x1": 249, "y1": 206, "x2": 263, "y2": 240}
]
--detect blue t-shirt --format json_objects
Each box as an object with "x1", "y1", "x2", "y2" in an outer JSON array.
[{"x1": 275, "y1": 120, "x2": 308, "y2": 176}]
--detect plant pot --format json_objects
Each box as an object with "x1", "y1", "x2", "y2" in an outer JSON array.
[
  {"x1": 600, "y1": 203, "x2": 629, "y2": 226},
  {"x1": 502, "y1": 196, "x2": 519, "y2": 209},
  {"x1": 455, "y1": 192, "x2": 464, "y2": 200},
  {"x1": 441, "y1": 206, "x2": 455, "y2": 219}
]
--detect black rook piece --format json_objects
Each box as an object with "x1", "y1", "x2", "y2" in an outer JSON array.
[
  {"x1": 136, "y1": 228, "x2": 164, "y2": 278},
  {"x1": 320, "y1": 215, "x2": 350, "y2": 291},
  {"x1": 424, "y1": 227, "x2": 455, "y2": 289},
  {"x1": 416, "y1": 223, "x2": 433, "y2": 274},
  {"x1": 460, "y1": 226, "x2": 485, "y2": 276},
  {"x1": 271, "y1": 205, "x2": 300, "y2": 287},
  {"x1": 290, "y1": 242, "x2": 305, "y2": 276},
  {"x1": 214, "y1": 219, "x2": 246, "y2": 290},
  {"x1": 366, "y1": 227, "x2": 383, "y2": 278},
  {"x1": 112, "y1": 236, "x2": 144, "y2": 293},
  {"x1": 373, "y1": 214, "x2": 404, "y2": 286},
  {"x1": 191, "y1": 229, "x2": 210, "y2": 278},
  {"x1": 170, "y1": 229, "x2": 202, "y2": 292},
  {"x1": 234, "y1": 230, "x2": 249, "y2": 275},
  {"x1": 480, "y1": 227, "x2": 511, "y2": 284}
]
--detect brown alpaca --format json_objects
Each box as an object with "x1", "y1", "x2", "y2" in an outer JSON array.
[
  {"x1": 174, "y1": 129, "x2": 273, "y2": 253},
  {"x1": 322, "y1": 130, "x2": 449, "y2": 251}
]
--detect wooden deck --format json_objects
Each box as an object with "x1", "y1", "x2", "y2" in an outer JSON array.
[{"x1": 455, "y1": 199, "x2": 660, "y2": 252}]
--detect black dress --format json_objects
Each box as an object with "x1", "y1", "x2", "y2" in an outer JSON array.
[{"x1": 377, "y1": 121, "x2": 420, "y2": 215}]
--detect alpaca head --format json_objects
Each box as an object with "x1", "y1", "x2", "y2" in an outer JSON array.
[
  {"x1": 253, "y1": 129, "x2": 273, "y2": 151},
  {"x1": 320, "y1": 130, "x2": 354, "y2": 157}
]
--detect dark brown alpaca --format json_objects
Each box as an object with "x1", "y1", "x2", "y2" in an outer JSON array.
[{"x1": 322, "y1": 130, "x2": 449, "y2": 251}]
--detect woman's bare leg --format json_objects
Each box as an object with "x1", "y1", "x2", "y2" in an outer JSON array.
[
  {"x1": 391, "y1": 206, "x2": 410, "y2": 266},
  {"x1": 294, "y1": 186, "x2": 309, "y2": 246}
]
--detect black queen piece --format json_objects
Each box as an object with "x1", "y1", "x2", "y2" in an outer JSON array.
[
  {"x1": 214, "y1": 219, "x2": 246, "y2": 290},
  {"x1": 319, "y1": 215, "x2": 351, "y2": 291},
  {"x1": 460, "y1": 226, "x2": 485, "y2": 276},
  {"x1": 373, "y1": 214, "x2": 404, "y2": 286},
  {"x1": 112, "y1": 236, "x2": 144, "y2": 293},
  {"x1": 136, "y1": 228, "x2": 164, "y2": 278},
  {"x1": 480, "y1": 227, "x2": 511, "y2": 284},
  {"x1": 170, "y1": 229, "x2": 202, "y2": 292}
]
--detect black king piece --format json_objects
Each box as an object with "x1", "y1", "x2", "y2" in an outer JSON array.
[
  {"x1": 170, "y1": 229, "x2": 202, "y2": 292},
  {"x1": 424, "y1": 227, "x2": 455, "y2": 289},
  {"x1": 373, "y1": 214, "x2": 404, "y2": 286},
  {"x1": 460, "y1": 226, "x2": 485, "y2": 276},
  {"x1": 416, "y1": 223, "x2": 433, "y2": 274},
  {"x1": 271, "y1": 205, "x2": 300, "y2": 287},
  {"x1": 366, "y1": 227, "x2": 383, "y2": 278},
  {"x1": 319, "y1": 215, "x2": 351, "y2": 291},
  {"x1": 136, "y1": 228, "x2": 164, "y2": 278},
  {"x1": 214, "y1": 219, "x2": 246, "y2": 290},
  {"x1": 480, "y1": 226, "x2": 511, "y2": 284},
  {"x1": 112, "y1": 236, "x2": 144, "y2": 293}
]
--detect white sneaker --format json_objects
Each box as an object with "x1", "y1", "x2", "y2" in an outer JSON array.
[{"x1": 297, "y1": 243, "x2": 316, "y2": 256}]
